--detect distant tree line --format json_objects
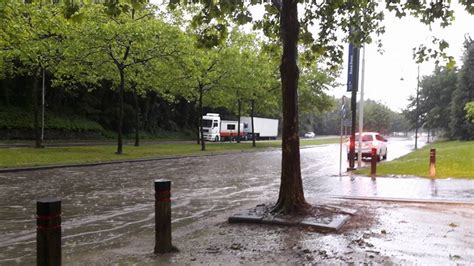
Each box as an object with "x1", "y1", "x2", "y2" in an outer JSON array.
[
  {"x1": 0, "y1": 1, "x2": 335, "y2": 153},
  {"x1": 300, "y1": 97, "x2": 410, "y2": 136},
  {"x1": 404, "y1": 37, "x2": 474, "y2": 140}
]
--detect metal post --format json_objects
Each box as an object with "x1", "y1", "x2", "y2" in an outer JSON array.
[
  {"x1": 415, "y1": 65, "x2": 420, "y2": 149},
  {"x1": 41, "y1": 67, "x2": 45, "y2": 142},
  {"x1": 37, "y1": 199, "x2": 61, "y2": 266},
  {"x1": 357, "y1": 46, "x2": 366, "y2": 168},
  {"x1": 370, "y1": 148, "x2": 377, "y2": 177},
  {"x1": 339, "y1": 97, "x2": 346, "y2": 177},
  {"x1": 154, "y1": 179, "x2": 173, "y2": 254},
  {"x1": 429, "y1": 148, "x2": 436, "y2": 177},
  {"x1": 251, "y1": 99, "x2": 256, "y2": 147}
]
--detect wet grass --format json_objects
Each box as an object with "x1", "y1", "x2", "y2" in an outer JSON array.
[
  {"x1": 0, "y1": 138, "x2": 339, "y2": 168},
  {"x1": 356, "y1": 140, "x2": 474, "y2": 179}
]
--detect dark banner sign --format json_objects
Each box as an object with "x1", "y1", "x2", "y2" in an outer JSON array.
[{"x1": 347, "y1": 43, "x2": 360, "y2": 92}]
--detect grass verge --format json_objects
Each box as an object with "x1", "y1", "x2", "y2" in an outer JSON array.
[
  {"x1": 0, "y1": 138, "x2": 339, "y2": 168},
  {"x1": 355, "y1": 140, "x2": 474, "y2": 179}
]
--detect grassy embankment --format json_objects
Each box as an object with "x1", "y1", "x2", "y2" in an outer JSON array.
[
  {"x1": 356, "y1": 140, "x2": 474, "y2": 179},
  {"x1": 0, "y1": 138, "x2": 339, "y2": 168}
]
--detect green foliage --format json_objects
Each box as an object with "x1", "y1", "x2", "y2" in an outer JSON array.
[
  {"x1": 362, "y1": 100, "x2": 393, "y2": 134},
  {"x1": 298, "y1": 63, "x2": 337, "y2": 115},
  {"x1": 419, "y1": 67, "x2": 457, "y2": 132},
  {"x1": 0, "y1": 2, "x2": 67, "y2": 76},
  {"x1": 389, "y1": 112, "x2": 410, "y2": 134},
  {"x1": 0, "y1": 106, "x2": 103, "y2": 131},
  {"x1": 0, "y1": 107, "x2": 32, "y2": 129},
  {"x1": 404, "y1": 38, "x2": 474, "y2": 140},
  {"x1": 173, "y1": 0, "x2": 466, "y2": 68},
  {"x1": 465, "y1": 101, "x2": 474, "y2": 123},
  {"x1": 299, "y1": 97, "x2": 340, "y2": 135},
  {"x1": 216, "y1": 31, "x2": 281, "y2": 117},
  {"x1": 300, "y1": 97, "x2": 406, "y2": 136},
  {"x1": 0, "y1": 2, "x2": 278, "y2": 146},
  {"x1": 450, "y1": 37, "x2": 474, "y2": 140}
]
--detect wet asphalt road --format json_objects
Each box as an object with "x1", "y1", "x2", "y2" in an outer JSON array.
[{"x1": 0, "y1": 137, "x2": 473, "y2": 263}]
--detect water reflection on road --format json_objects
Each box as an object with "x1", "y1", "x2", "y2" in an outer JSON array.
[{"x1": 0, "y1": 137, "x2": 472, "y2": 263}]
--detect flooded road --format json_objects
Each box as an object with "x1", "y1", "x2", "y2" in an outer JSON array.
[{"x1": 0, "y1": 137, "x2": 473, "y2": 263}]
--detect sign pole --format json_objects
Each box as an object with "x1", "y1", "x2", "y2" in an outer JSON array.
[
  {"x1": 347, "y1": 43, "x2": 360, "y2": 171},
  {"x1": 339, "y1": 96, "x2": 346, "y2": 177},
  {"x1": 357, "y1": 45, "x2": 366, "y2": 168}
]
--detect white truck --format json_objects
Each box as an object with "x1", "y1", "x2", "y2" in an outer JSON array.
[{"x1": 201, "y1": 113, "x2": 278, "y2": 141}]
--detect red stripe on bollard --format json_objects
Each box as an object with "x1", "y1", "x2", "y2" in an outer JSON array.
[{"x1": 37, "y1": 225, "x2": 62, "y2": 231}]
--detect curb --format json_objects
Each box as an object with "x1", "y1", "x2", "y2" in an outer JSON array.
[
  {"x1": 331, "y1": 195, "x2": 474, "y2": 205},
  {"x1": 0, "y1": 148, "x2": 282, "y2": 174}
]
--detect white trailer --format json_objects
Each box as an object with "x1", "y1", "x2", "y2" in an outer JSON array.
[
  {"x1": 202, "y1": 114, "x2": 278, "y2": 141},
  {"x1": 240, "y1": 116, "x2": 279, "y2": 140}
]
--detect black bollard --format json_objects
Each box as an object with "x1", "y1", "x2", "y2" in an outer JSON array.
[
  {"x1": 370, "y1": 148, "x2": 377, "y2": 177},
  {"x1": 429, "y1": 148, "x2": 436, "y2": 177},
  {"x1": 154, "y1": 179, "x2": 173, "y2": 254},
  {"x1": 37, "y1": 198, "x2": 61, "y2": 266}
]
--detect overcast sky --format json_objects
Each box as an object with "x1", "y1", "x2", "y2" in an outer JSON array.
[
  {"x1": 333, "y1": 3, "x2": 474, "y2": 112},
  {"x1": 153, "y1": 2, "x2": 473, "y2": 112}
]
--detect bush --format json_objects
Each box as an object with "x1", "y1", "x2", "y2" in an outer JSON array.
[{"x1": 0, "y1": 106, "x2": 104, "y2": 132}]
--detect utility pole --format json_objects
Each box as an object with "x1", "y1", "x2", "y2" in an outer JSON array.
[
  {"x1": 415, "y1": 65, "x2": 420, "y2": 150},
  {"x1": 357, "y1": 46, "x2": 366, "y2": 168}
]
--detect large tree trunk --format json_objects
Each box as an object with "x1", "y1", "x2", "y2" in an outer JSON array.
[
  {"x1": 132, "y1": 84, "x2": 140, "y2": 147},
  {"x1": 237, "y1": 99, "x2": 241, "y2": 143},
  {"x1": 272, "y1": 0, "x2": 309, "y2": 214},
  {"x1": 116, "y1": 69, "x2": 125, "y2": 155},
  {"x1": 198, "y1": 86, "x2": 205, "y2": 151},
  {"x1": 251, "y1": 99, "x2": 256, "y2": 147},
  {"x1": 33, "y1": 71, "x2": 43, "y2": 148}
]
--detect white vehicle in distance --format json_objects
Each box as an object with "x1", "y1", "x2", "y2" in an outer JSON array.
[
  {"x1": 304, "y1": 131, "x2": 315, "y2": 138},
  {"x1": 346, "y1": 132, "x2": 388, "y2": 161}
]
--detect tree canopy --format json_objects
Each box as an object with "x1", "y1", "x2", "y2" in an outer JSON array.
[
  {"x1": 404, "y1": 37, "x2": 473, "y2": 140},
  {"x1": 170, "y1": 0, "x2": 473, "y2": 214}
]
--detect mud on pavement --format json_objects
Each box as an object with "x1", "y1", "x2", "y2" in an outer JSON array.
[{"x1": 69, "y1": 198, "x2": 474, "y2": 265}]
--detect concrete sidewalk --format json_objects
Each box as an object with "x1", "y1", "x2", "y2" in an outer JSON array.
[{"x1": 69, "y1": 198, "x2": 474, "y2": 265}]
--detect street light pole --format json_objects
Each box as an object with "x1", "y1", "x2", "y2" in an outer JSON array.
[
  {"x1": 415, "y1": 65, "x2": 420, "y2": 149},
  {"x1": 41, "y1": 67, "x2": 45, "y2": 143},
  {"x1": 357, "y1": 45, "x2": 365, "y2": 168},
  {"x1": 339, "y1": 96, "x2": 347, "y2": 177}
]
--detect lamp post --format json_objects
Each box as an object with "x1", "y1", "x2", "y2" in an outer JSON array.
[
  {"x1": 415, "y1": 65, "x2": 420, "y2": 150},
  {"x1": 357, "y1": 45, "x2": 366, "y2": 168}
]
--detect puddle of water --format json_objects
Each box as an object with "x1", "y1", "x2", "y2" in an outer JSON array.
[{"x1": 0, "y1": 137, "x2": 472, "y2": 263}]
